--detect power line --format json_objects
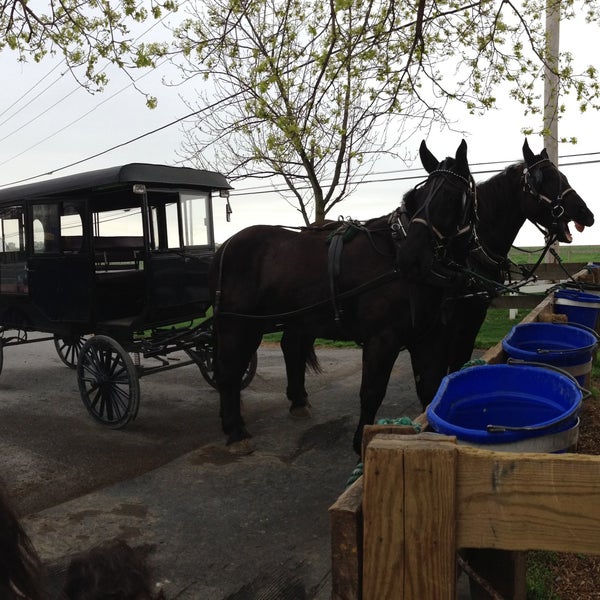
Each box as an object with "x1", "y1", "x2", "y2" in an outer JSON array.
[
  {"x1": 0, "y1": 93, "x2": 241, "y2": 188},
  {"x1": 0, "y1": 59, "x2": 170, "y2": 169},
  {"x1": 0, "y1": 2, "x2": 178, "y2": 149},
  {"x1": 0, "y1": 85, "x2": 81, "y2": 146},
  {"x1": 229, "y1": 156, "x2": 600, "y2": 197},
  {"x1": 0, "y1": 60, "x2": 66, "y2": 123}
]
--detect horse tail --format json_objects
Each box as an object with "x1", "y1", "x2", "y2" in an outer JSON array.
[{"x1": 306, "y1": 345, "x2": 322, "y2": 373}]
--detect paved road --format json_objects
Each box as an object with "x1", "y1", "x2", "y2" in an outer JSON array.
[{"x1": 0, "y1": 336, "x2": 426, "y2": 598}]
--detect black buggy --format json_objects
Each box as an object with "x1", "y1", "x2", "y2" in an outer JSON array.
[{"x1": 0, "y1": 163, "x2": 256, "y2": 428}]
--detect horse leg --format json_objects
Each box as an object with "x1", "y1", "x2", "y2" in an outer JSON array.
[
  {"x1": 447, "y1": 298, "x2": 489, "y2": 373},
  {"x1": 214, "y1": 321, "x2": 262, "y2": 452},
  {"x1": 280, "y1": 329, "x2": 316, "y2": 418},
  {"x1": 352, "y1": 336, "x2": 402, "y2": 455},
  {"x1": 409, "y1": 332, "x2": 453, "y2": 410}
]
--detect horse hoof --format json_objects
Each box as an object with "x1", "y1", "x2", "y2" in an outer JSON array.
[
  {"x1": 227, "y1": 438, "x2": 255, "y2": 455},
  {"x1": 289, "y1": 405, "x2": 312, "y2": 419}
]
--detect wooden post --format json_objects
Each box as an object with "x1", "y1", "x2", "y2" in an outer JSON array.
[
  {"x1": 544, "y1": 0, "x2": 561, "y2": 264},
  {"x1": 362, "y1": 434, "x2": 457, "y2": 599},
  {"x1": 330, "y1": 478, "x2": 364, "y2": 600}
]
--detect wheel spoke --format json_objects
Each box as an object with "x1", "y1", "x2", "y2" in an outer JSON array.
[{"x1": 54, "y1": 335, "x2": 86, "y2": 369}]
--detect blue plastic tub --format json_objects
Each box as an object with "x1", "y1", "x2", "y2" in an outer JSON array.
[
  {"x1": 426, "y1": 364, "x2": 582, "y2": 451},
  {"x1": 554, "y1": 289, "x2": 600, "y2": 329},
  {"x1": 502, "y1": 322, "x2": 597, "y2": 385}
]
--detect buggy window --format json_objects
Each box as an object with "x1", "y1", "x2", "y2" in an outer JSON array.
[
  {"x1": 33, "y1": 203, "x2": 61, "y2": 254},
  {"x1": 165, "y1": 202, "x2": 180, "y2": 249},
  {"x1": 33, "y1": 201, "x2": 84, "y2": 254},
  {"x1": 60, "y1": 202, "x2": 84, "y2": 252},
  {"x1": 0, "y1": 205, "x2": 27, "y2": 294},
  {"x1": 181, "y1": 193, "x2": 211, "y2": 247},
  {"x1": 0, "y1": 205, "x2": 25, "y2": 253},
  {"x1": 148, "y1": 191, "x2": 212, "y2": 250},
  {"x1": 94, "y1": 207, "x2": 143, "y2": 237}
]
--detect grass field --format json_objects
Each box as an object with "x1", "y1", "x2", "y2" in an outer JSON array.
[
  {"x1": 261, "y1": 308, "x2": 522, "y2": 350},
  {"x1": 509, "y1": 244, "x2": 599, "y2": 264}
]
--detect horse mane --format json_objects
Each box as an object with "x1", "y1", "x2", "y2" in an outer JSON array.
[
  {"x1": 474, "y1": 162, "x2": 528, "y2": 257},
  {"x1": 476, "y1": 162, "x2": 524, "y2": 213}
]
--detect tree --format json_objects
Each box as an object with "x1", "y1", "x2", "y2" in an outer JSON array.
[
  {"x1": 1, "y1": 1, "x2": 177, "y2": 106},
  {"x1": 170, "y1": 0, "x2": 600, "y2": 225}
]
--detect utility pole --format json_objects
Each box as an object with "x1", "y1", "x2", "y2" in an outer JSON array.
[{"x1": 544, "y1": 0, "x2": 560, "y2": 262}]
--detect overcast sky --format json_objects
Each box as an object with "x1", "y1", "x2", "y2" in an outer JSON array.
[{"x1": 0, "y1": 14, "x2": 598, "y2": 248}]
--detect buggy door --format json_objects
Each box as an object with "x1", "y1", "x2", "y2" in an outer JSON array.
[
  {"x1": 27, "y1": 200, "x2": 91, "y2": 323},
  {"x1": 144, "y1": 190, "x2": 214, "y2": 324}
]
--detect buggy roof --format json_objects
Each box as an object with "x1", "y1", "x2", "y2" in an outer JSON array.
[{"x1": 0, "y1": 163, "x2": 232, "y2": 202}]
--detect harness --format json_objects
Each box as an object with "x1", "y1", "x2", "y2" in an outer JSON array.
[
  {"x1": 326, "y1": 168, "x2": 476, "y2": 326},
  {"x1": 327, "y1": 218, "x2": 390, "y2": 326}
]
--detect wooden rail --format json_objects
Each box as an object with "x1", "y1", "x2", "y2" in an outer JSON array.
[
  {"x1": 507, "y1": 262, "x2": 587, "y2": 280},
  {"x1": 490, "y1": 262, "x2": 589, "y2": 309}
]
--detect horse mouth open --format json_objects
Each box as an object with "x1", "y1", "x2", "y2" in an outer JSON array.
[{"x1": 556, "y1": 218, "x2": 588, "y2": 243}]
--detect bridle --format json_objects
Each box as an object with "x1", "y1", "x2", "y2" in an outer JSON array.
[
  {"x1": 465, "y1": 156, "x2": 578, "y2": 292},
  {"x1": 521, "y1": 157, "x2": 575, "y2": 240},
  {"x1": 390, "y1": 167, "x2": 476, "y2": 263}
]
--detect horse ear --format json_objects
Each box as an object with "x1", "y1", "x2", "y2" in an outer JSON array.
[
  {"x1": 455, "y1": 139, "x2": 468, "y2": 174},
  {"x1": 419, "y1": 140, "x2": 439, "y2": 173},
  {"x1": 522, "y1": 138, "x2": 536, "y2": 165},
  {"x1": 541, "y1": 148, "x2": 550, "y2": 160}
]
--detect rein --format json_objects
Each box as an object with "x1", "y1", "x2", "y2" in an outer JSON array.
[
  {"x1": 462, "y1": 155, "x2": 580, "y2": 298},
  {"x1": 215, "y1": 268, "x2": 404, "y2": 322}
]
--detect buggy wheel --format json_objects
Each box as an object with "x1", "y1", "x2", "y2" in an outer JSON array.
[
  {"x1": 54, "y1": 335, "x2": 86, "y2": 369},
  {"x1": 77, "y1": 335, "x2": 140, "y2": 428},
  {"x1": 186, "y1": 345, "x2": 258, "y2": 390}
]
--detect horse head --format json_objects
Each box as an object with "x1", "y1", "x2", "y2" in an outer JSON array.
[
  {"x1": 520, "y1": 138, "x2": 594, "y2": 243},
  {"x1": 395, "y1": 139, "x2": 475, "y2": 283}
]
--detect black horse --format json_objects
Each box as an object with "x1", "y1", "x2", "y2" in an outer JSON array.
[
  {"x1": 210, "y1": 140, "x2": 476, "y2": 454},
  {"x1": 413, "y1": 138, "x2": 595, "y2": 408}
]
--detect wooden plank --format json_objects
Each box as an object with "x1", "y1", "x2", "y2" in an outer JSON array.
[
  {"x1": 329, "y1": 478, "x2": 364, "y2": 600},
  {"x1": 490, "y1": 294, "x2": 547, "y2": 309},
  {"x1": 456, "y1": 447, "x2": 600, "y2": 553},
  {"x1": 403, "y1": 439, "x2": 457, "y2": 599},
  {"x1": 362, "y1": 437, "x2": 407, "y2": 599},
  {"x1": 362, "y1": 435, "x2": 457, "y2": 599}
]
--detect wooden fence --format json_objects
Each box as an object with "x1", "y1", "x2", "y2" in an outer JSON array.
[
  {"x1": 361, "y1": 433, "x2": 600, "y2": 599},
  {"x1": 329, "y1": 265, "x2": 600, "y2": 599}
]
